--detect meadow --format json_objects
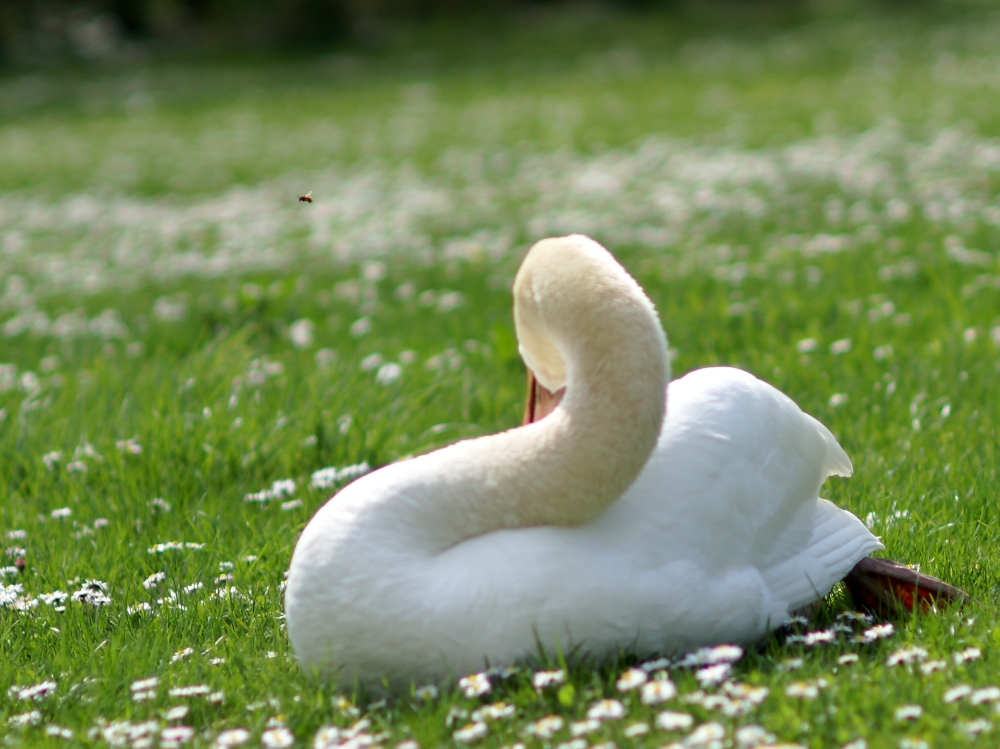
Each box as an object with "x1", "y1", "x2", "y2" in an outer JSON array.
[{"x1": 2, "y1": 5, "x2": 1000, "y2": 748}]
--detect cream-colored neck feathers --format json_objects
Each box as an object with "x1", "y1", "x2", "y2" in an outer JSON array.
[{"x1": 391, "y1": 235, "x2": 669, "y2": 552}]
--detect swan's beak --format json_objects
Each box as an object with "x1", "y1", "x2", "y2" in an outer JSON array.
[{"x1": 522, "y1": 369, "x2": 565, "y2": 425}]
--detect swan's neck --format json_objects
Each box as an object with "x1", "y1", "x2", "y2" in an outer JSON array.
[{"x1": 392, "y1": 238, "x2": 669, "y2": 552}]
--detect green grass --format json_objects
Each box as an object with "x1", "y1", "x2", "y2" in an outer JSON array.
[{"x1": 2, "y1": 5, "x2": 1000, "y2": 748}]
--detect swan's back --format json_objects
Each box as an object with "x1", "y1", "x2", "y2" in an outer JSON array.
[{"x1": 601, "y1": 366, "x2": 880, "y2": 609}]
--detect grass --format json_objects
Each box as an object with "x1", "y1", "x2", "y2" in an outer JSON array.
[{"x1": 2, "y1": 4, "x2": 1000, "y2": 748}]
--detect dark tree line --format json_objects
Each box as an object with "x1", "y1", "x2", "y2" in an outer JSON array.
[
  {"x1": 0, "y1": 0, "x2": 940, "y2": 67},
  {"x1": 0, "y1": 0, "x2": 662, "y2": 64}
]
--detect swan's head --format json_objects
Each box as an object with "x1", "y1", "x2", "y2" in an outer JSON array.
[{"x1": 514, "y1": 234, "x2": 669, "y2": 422}]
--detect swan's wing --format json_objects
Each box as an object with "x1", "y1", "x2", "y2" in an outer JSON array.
[
  {"x1": 609, "y1": 367, "x2": 874, "y2": 574},
  {"x1": 760, "y1": 498, "x2": 883, "y2": 613}
]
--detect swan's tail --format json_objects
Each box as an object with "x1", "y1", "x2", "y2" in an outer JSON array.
[
  {"x1": 762, "y1": 499, "x2": 884, "y2": 615},
  {"x1": 843, "y1": 556, "x2": 970, "y2": 617}
]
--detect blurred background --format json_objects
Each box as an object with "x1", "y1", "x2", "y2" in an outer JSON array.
[{"x1": 1, "y1": 0, "x2": 990, "y2": 69}]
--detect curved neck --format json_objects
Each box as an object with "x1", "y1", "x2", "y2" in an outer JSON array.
[{"x1": 390, "y1": 238, "x2": 670, "y2": 552}]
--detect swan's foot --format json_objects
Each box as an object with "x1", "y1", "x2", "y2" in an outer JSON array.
[{"x1": 843, "y1": 556, "x2": 970, "y2": 617}]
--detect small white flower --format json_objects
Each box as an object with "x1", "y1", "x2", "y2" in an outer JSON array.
[
  {"x1": 350, "y1": 318, "x2": 372, "y2": 337},
  {"x1": 803, "y1": 629, "x2": 836, "y2": 646},
  {"x1": 165, "y1": 705, "x2": 189, "y2": 720},
  {"x1": 796, "y1": 338, "x2": 817, "y2": 353},
  {"x1": 874, "y1": 345, "x2": 894, "y2": 361},
  {"x1": 289, "y1": 319, "x2": 315, "y2": 349},
  {"x1": 640, "y1": 678, "x2": 677, "y2": 705},
  {"x1": 116, "y1": 437, "x2": 143, "y2": 454},
  {"x1": 785, "y1": 681, "x2": 819, "y2": 699},
  {"x1": 168, "y1": 685, "x2": 211, "y2": 698},
  {"x1": 524, "y1": 716, "x2": 563, "y2": 739},
  {"x1": 623, "y1": 723, "x2": 648, "y2": 738},
  {"x1": 437, "y1": 292, "x2": 464, "y2": 312},
  {"x1": 943, "y1": 685, "x2": 972, "y2": 704},
  {"x1": 7, "y1": 710, "x2": 42, "y2": 727},
  {"x1": 686, "y1": 722, "x2": 725, "y2": 745},
  {"x1": 472, "y1": 703, "x2": 516, "y2": 721},
  {"x1": 569, "y1": 720, "x2": 600, "y2": 737},
  {"x1": 45, "y1": 725, "x2": 74, "y2": 739},
  {"x1": 215, "y1": 728, "x2": 251, "y2": 747},
  {"x1": 313, "y1": 726, "x2": 341, "y2": 749},
  {"x1": 696, "y1": 663, "x2": 731, "y2": 687},
  {"x1": 375, "y1": 363, "x2": 402, "y2": 385},
  {"x1": 143, "y1": 572, "x2": 166, "y2": 589},
  {"x1": 861, "y1": 623, "x2": 894, "y2": 643},
  {"x1": 735, "y1": 725, "x2": 776, "y2": 748},
  {"x1": 970, "y1": 687, "x2": 1000, "y2": 704},
  {"x1": 71, "y1": 580, "x2": 111, "y2": 606},
  {"x1": 51, "y1": 507, "x2": 72, "y2": 519},
  {"x1": 895, "y1": 705, "x2": 922, "y2": 721},
  {"x1": 837, "y1": 653, "x2": 859, "y2": 665},
  {"x1": 615, "y1": 668, "x2": 648, "y2": 692},
  {"x1": 954, "y1": 647, "x2": 981, "y2": 665},
  {"x1": 655, "y1": 711, "x2": 694, "y2": 731},
  {"x1": 458, "y1": 672, "x2": 491, "y2": 698},
  {"x1": 414, "y1": 685, "x2": 439, "y2": 701},
  {"x1": 639, "y1": 657, "x2": 671, "y2": 672},
  {"x1": 677, "y1": 644, "x2": 744, "y2": 667},
  {"x1": 14, "y1": 680, "x2": 57, "y2": 700},
  {"x1": 722, "y1": 682, "x2": 769, "y2": 706},
  {"x1": 829, "y1": 393, "x2": 848, "y2": 408},
  {"x1": 453, "y1": 722, "x2": 488, "y2": 744},
  {"x1": 830, "y1": 338, "x2": 852, "y2": 355},
  {"x1": 959, "y1": 719, "x2": 992, "y2": 736},
  {"x1": 919, "y1": 659, "x2": 947, "y2": 675},
  {"x1": 314, "y1": 348, "x2": 337, "y2": 368},
  {"x1": 532, "y1": 670, "x2": 566, "y2": 689},
  {"x1": 586, "y1": 699, "x2": 625, "y2": 721},
  {"x1": 161, "y1": 725, "x2": 195, "y2": 745},
  {"x1": 171, "y1": 648, "x2": 195, "y2": 663},
  {"x1": 360, "y1": 353, "x2": 383, "y2": 371},
  {"x1": 261, "y1": 727, "x2": 295, "y2": 749},
  {"x1": 887, "y1": 647, "x2": 927, "y2": 666}
]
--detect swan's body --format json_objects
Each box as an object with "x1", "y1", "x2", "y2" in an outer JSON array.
[{"x1": 286, "y1": 235, "x2": 881, "y2": 687}]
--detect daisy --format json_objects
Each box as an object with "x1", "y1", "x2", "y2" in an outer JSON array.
[
  {"x1": 453, "y1": 723, "x2": 488, "y2": 744},
  {"x1": 586, "y1": 699, "x2": 625, "y2": 721}
]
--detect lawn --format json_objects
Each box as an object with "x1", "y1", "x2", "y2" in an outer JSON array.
[{"x1": 2, "y1": 5, "x2": 1000, "y2": 748}]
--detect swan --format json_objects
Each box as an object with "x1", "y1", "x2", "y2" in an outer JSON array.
[{"x1": 285, "y1": 234, "x2": 955, "y2": 688}]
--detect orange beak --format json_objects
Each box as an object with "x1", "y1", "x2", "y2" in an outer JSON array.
[{"x1": 522, "y1": 369, "x2": 565, "y2": 425}]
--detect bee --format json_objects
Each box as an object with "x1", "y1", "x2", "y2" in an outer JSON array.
[{"x1": 298, "y1": 191, "x2": 313, "y2": 203}]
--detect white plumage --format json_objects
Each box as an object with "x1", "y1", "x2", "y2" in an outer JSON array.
[{"x1": 285, "y1": 234, "x2": 881, "y2": 688}]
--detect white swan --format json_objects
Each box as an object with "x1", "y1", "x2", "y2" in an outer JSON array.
[{"x1": 285, "y1": 234, "x2": 884, "y2": 688}]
